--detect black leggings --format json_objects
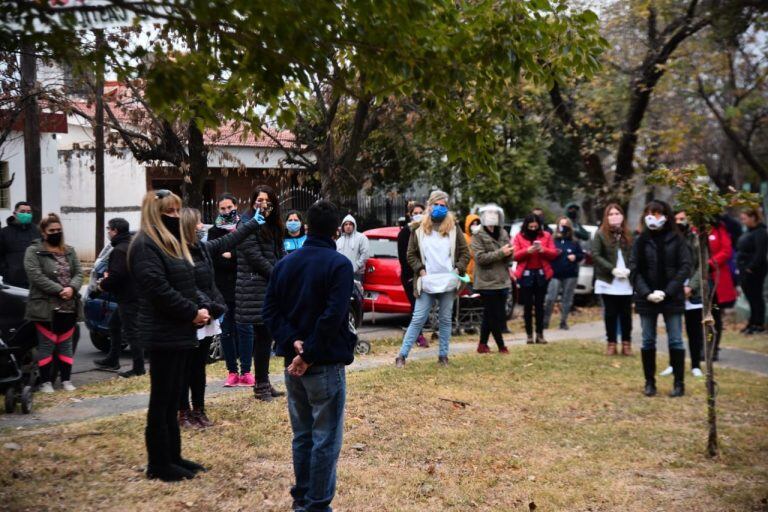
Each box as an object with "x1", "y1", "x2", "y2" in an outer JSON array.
[
  {"x1": 146, "y1": 349, "x2": 189, "y2": 468},
  {"x1": 180, "y1": 337, "x2": 211, "y2": 411},
  {"x1": 479, "y1": 290, "x2": 507, "y2": 348},
  {"x1": 602, "y1": 295, "x2": 632, "y2": 343},
  {"x1": 520, "y1": 281, "x2": 548, "y2": 336},
  {"x1": 684, "y1": 308, "x2": 703, "y2": 369},
  {"x1": 253, "y1": 324, "x2": 272, "y2": 384},
  {"x1": 742, "y1": 269, "x2": 767, "y2": 327}
]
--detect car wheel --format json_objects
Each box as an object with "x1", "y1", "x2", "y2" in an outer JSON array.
[
  {"x1": 89, "y1": 330, "x2": 111, "y2": 353},
  {"x1": 348, "y1": 309, "x2": 359, "y2": 335},
  {"x1": 354, "y1": 340, "x2": 371, "y2": 355},
  {"x1": 207, "y1": 335, "x2": 222, "y2": 365}
]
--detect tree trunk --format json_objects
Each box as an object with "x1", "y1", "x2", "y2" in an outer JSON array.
[
  {"x1": 185, "y1": 119, "x2": 208, "y2": 210},
  {"x1": 698, "y1": 229, "x2": 718, "y2": 457},
  {"x1": 94, "y1": 30, "x2": 105, "y2": 256},
  {"x1": 20, "y1": 39, "x2": 41, "y2": 222}
]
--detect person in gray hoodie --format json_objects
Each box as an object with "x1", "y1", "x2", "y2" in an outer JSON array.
[{"x1": 336, "y1": 214, "x2": 370, "y2": 280}]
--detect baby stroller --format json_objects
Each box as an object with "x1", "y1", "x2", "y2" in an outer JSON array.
[{"x1": 1, "y1": 322, "x2": 38, "y2": 414}]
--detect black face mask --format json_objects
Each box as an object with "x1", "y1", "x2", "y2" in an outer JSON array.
[
  {"x1": 559, "y1": 226, "x2": 572, "y2": 238},
  {"x1": 676, "y1": 222, "x2": 689, "y2": 232},
  {"x1": 567, "y1": 209, "x2": 579, "y2": 220},
  {"x1": 46, "y1": 233, "x2": 63, "y2": 246},
  {"x1": 161, "y1": 214, "x2": 181, "y2": 240}
]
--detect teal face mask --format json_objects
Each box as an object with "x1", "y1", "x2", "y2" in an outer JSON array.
[{"x1": 16, "y1": 212, "x2": 33, "y2": 225}]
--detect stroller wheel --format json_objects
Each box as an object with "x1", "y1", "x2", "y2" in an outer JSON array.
[
  {"x1": 355, "y1": 340, "x2": 371, "y2": 356},
  {"x1": 4, "y1": 388, "x2": 16, "y2": 414},
  {"x1": 20, "y1": 386, "x2": 33, "y2": 414}
]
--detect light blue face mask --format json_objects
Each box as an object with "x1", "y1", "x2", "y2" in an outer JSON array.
[
  {"x1": 431, "y1": 204, "x2": 448, "y2": 221},
  {"x1": 286, "y1": 220, "x2": 302, "y2": 233},
  {"x1": 16, "y1": 212, "x2": 33, "y2": 225}
]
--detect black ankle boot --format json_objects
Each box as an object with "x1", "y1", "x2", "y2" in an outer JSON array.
[
  {"x1": 176, "y1": 458, "x2": 208, "y2": 473},
  {"x1": 146, "y1": 463, "x2": 196, "y2": 482},
  {"x1": 669, "y1": 348, "x2": 686, "y2": 397},
  {"x1": 641, "y1": 349, "x2": 657, "y2": 397}
]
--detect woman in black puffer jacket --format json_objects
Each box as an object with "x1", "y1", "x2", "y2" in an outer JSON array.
[
  {"x1": 630, "y1": 200, "x2": 691, "y2": 399},
  {"x1": 178, "y1": 208, "x2": 263, "y2": 428},
  {"x1": 737, "y1": 207, "x2": 767, "y2": 334},
  {"x1": 128, "y1": 190, "x2": 209, "y2": 482},
  {"x1": 235, "y1": 185, "x2": 286, "y2": 401}
]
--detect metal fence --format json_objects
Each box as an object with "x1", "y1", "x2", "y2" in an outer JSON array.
[{"x1": 201, "y1": 186, "x2": 423, "y2": 230}]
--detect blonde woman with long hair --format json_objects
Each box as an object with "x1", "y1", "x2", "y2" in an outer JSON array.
[
  {"x1": 177, "y1": 207, "x2": 263, "y2": 428},
  {"x1": 128, "y1": 190, "x2": 210, "y2": 482},
  {"x1": 395, "y1": 190, "x2": 470, "y2": 367}
]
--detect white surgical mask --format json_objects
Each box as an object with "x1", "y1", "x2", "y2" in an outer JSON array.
[
  {"x1": 412, "y1": 214, "x2": 423, "y2": 223},
  {"x1": 470, "y1": 224, "x2": 482, "y2": 235},
  {"x1": 644, "y1": 215, "x2": 667, "y2": 230}
]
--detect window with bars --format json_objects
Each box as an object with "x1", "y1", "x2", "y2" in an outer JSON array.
[{"x1": 0, "y1": 162, "x2": 9, "y2": 209}]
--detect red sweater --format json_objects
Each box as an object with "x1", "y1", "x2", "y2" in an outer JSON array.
[
  {"x1": 513, "y1": 231, "x2": 558, "y2": 280},
  {"x1": 708, "y1": 223, "x2": 737, "y2": 304}
]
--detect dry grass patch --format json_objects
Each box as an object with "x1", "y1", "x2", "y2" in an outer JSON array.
[
  {"x1": 720, "y1": 327, "x2": 768, "y2": 355},
  {"x1": 1, "y1": 342, "x2": 766, "y2": 511}
]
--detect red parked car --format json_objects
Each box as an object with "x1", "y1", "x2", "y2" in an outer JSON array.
[{"x1": 362, "y1": 227, "x2": 412, "y2": 314}]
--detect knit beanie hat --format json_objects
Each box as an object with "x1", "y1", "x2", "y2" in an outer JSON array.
[{"x1": 427, "y1": 190, "x2": 449, "y2": 206}]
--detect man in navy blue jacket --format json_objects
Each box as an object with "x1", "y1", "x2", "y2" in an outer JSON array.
[{"x1": 263, "y1": 200, "x2": 355, "y2": 512}]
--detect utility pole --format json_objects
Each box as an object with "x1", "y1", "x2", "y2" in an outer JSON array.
[
  {"x1": 20, "y1": 39, "x2": 41, "y2": 221},
  {"x1": 94, "y1": 30, "x2": 105, "y2": 254}
]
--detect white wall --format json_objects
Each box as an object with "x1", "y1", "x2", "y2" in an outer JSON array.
[{"x1": 0, "y1": 130, "x2": 61, "y2": 226}]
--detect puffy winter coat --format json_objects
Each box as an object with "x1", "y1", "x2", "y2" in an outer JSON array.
[
  {"x1": 0, "y1": 216, "x2": 40, "y2": 287},
  {"x1": 736, "y1": 223, "x2": 767, "y2": 276},
  {"x1": 128, "y1": 230, "x2": 199, "y2": 351},
  {"x1": 707, "y1": 223, "x2": 737, "y2": 305},
  {"x1": 195, "y1": 220, "x2": 261, "y2": 319},
  {"x1": 629, "y1": 229, "x2": 692, "y2": 315},
  {"x1": 23, "y1": 240, "x2": 83, "y2": 322},
  {"x1": 471, "y1": 226, "x2": 512, "y2": 290},
  {"x1": 550, "y1": 237, "x2": 584, "y2": 280},
  {"x1": 512, "y1": 231, "x2": 558, "y2": 280},
  {"x1": 335, "y1": 215, "x2": 369, "y2": 275},
  {"x1": 235, "y1": 216, "x2": 285, "y2": 324}
]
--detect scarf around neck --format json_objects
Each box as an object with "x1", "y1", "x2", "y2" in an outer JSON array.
[{"x1": 215, "y1": 211, "x2": 240, "y2": 232}]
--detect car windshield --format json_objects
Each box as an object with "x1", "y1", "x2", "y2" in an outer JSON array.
[{"x1": 368, "y1": 238, "x2": 398, "y2": 258}]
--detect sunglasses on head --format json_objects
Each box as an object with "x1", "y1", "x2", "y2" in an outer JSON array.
[{"x1": 155, "y1": 189, "x2": 171, "y2": 199}]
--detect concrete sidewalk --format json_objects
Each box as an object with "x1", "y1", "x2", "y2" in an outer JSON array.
[{"x1": 2, "y1": 319, "x2": 766, "y2": 433}]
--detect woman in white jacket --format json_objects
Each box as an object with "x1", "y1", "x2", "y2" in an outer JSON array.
[{"x1": 395, "y1": 191, "x2": 470, "y2": 367}]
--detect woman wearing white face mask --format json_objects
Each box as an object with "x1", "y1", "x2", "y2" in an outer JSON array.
[
  {"x1": 397, "y1": 202, "x2": 428, "y2": 348},
  {"x1": 471, "y1": 204, "x2": 513, "y2": 354},
  {"x1": 592, "y1": 203, "x2": 634, "y2": 356},
  {"x1": 630, "y1": 200, "x2": 692, "y2": 398}
]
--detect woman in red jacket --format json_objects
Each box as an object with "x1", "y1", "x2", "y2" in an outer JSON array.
[
  {"x1": 708, "y1": 219, "x2": 738, "y2": 360},
  {"x1": 513, "y1": 214, "x2": 558, "y2": 344}
]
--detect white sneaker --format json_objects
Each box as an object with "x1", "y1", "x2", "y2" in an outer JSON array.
[
  {"x1": 39, "y1": 382, "x2": 54, "y2": 393},
  {"x1": 691, "y1": 368, "x2": 704, "y2": 378},
  {"x1": 61, "y1": 381, "x2": 77, "y2": 392},
  {"x1": 659, "y1": 366, "x2": 673, "y2": 377}
]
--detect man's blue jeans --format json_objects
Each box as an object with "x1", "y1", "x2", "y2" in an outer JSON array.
[
  {"x1": 640, "y1": 312, "x2": 685, "y2": 351},
  {"x1": 286, "y1": 363, "x2": 346, "y2": 512},
  {"x1": 399, "y1": 291, "x2": 454, "y2": 358}
]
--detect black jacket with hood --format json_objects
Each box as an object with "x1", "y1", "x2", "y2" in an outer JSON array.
[
  {"x1": 0, "y1": 215, "x2": 40, "y2": 287},
  {"x1": 99, "y1": 231, "x2": 137, "y2": 303}
]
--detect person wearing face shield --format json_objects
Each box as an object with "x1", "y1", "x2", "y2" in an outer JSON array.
[
  {"x1": 592, "y1": 203, "x2": 634, "y2": 356},
  {"x1": 0, "y1": 200, "x2": 40, "y2": 287},
  {"x1": 630, "y1": 200, "x2": 691, "y2": 398},
  {"x1": 471, "y1": 204, "x2": 513, "y2": 354},
  {"x1": 544, "y1": 216, "x2": 585, "y2": 331}
]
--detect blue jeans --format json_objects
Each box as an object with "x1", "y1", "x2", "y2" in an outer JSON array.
[
  {"x1": 286, "y1": 363, "x2": 346, "y2": 512},
  {"x1": 234, "y1": 322, "x2": 255, "y2": 374},
  {"x1": 640, "y1": 313, "x2": 685, "y2": 351},
  {"x1": 399, "y1": 291, "x2": 454, "y2": 358}
]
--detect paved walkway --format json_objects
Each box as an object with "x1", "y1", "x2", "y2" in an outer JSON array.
[{"x1": 2, "y1": 319, "x2": 766, "y2": 433}]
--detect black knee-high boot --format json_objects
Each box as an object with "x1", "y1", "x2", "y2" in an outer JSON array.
[
  {"x1": 641, "y1": 349, "x2": 657, "y2": 397},
  {"x1": 669, "y1": 349, "x2": 686, "y2": 397}
]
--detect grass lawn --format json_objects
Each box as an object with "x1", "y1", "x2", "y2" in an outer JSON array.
[
  {"x1": 720, "y1": 327, "x2": 768, "y2": 355},
  {"x1": 1, "y1": 341, "x2": 766, "y2": 511}
]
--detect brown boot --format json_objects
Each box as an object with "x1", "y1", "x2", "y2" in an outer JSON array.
[
  {"x1": 191, "y1": 409, "x2": 214, "y2": 428},
  {"x1": 535, "y1": 332, "x2": 547, "y2": 344},
  {"x1": 526, "y1": 335, "x2": 535, "y2": 344},
  {"x1": 606, "y1": 342, "x2": 618, "y2": 356},
  {"x1": 621, "y1": 341, "x2": 633, "y2": 356},
  {"x1": 178, "y1": 410, "x2": 196, "y2": 429}
]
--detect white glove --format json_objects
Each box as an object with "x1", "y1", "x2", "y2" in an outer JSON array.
[
  {"x1": 654, "y1": 290, "x2": 666, "y2": 301},
  {"x1": 611, "y1": 268, "x2": 630, "y2": 279},
  {"x1": 647, "y1": 290, "x2": 666, "y2": 303}
]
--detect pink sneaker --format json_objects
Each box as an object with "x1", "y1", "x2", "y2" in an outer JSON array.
[
  {"x1": 239, "y1": 372, "x2": 255, "y2": 387},
  {"x1": 224, "y1": 372, "x2": 239, "y2": 387}
]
